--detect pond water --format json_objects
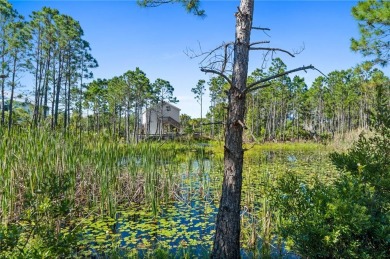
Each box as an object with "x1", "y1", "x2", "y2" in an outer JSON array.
[{"x1": 75, "y1": 148, "x2": 334, "y2": 258}]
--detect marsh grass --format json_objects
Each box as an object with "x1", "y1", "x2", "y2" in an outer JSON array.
[
  {"x1": 0, "y1": 129, "x2": 337, "y2": 257},
  {"x1": 1, "y1": 129, "x2": 208, "y2": 220},
  {"x1": 0, "y1": 128, "x2": 210, "y2": 256}
]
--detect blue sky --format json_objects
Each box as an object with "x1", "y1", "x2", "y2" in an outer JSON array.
[{"x1": 11, "y1": 0, "x2": 365, "y2": 118}]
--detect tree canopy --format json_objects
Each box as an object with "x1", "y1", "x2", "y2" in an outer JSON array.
[{"x1": 351, "y1": 0, "x2": 390, "y2": 66}]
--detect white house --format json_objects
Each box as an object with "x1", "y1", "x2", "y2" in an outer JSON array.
[{"x1": 142, "y1": 102, "x2": 180, "y2": 135}]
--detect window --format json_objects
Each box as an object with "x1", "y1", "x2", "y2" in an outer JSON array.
[{"x1": 166, "y1": 106, "x2": 171, "y2": 111}]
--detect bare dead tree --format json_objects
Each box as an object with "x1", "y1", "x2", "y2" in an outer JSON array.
[{"x1": 139, "y1": 0, "x2": 323, "y2": 257}]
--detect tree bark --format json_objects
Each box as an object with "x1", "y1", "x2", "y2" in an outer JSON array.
[
  {"x1": 8, "y1": 56, "x2": 17, "y2": 131},
  {"x1": 1, "y1": 82, "x2": 5, "y2": 127},
  {"x1": 211, "y1": 0, "x2": 253, "y2": 257},
  {"x1": 43, "y1": 47, "x2": 51, "y2": 121},
  {"x1": 32, "y1": 27, "x2": 42, "y2": 127},
  {"x1": 54, "y1": 51, "x2": 63, "y2": 129},
  {"x1": 1, "y1": 76, "x2": 5, "y2": 126}
]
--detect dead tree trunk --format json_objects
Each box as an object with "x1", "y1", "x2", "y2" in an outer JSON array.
[{"x1": 211, "y1": 0, "x2": 253, "y2": 257}]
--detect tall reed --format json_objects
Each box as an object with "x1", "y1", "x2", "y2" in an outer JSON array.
[{"x1": 0, "y1": 129, "x2": 204, "y2": 223}]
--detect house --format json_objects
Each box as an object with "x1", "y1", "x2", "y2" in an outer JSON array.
[{"x1": 142, "y1": 102, "x2": 180, "y2": 136}]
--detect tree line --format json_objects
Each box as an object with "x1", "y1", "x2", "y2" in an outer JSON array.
[
  {"x1": 189, "y1": 59, "x2": 389, "y2": 142},
  {"x1": 0, "y1": 0, "x2": 180, "y2": 143},
  {"x1": 1, "y1": 1, "x2": 98, "y2": 131},
  {"x1": 1, "y1": 0, "x2": 389, "y2": 145}
]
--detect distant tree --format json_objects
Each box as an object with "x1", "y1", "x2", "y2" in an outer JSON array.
[
  {"x1": 0, "y1": 0, "x2": 16, "y2": 126},
  {"x1": 27, "y1": 7, "x2": 97, "y2": 130},
  {"x1": 179, "y1": 113, "x2": 192, "y2": 134},
  {"x1": 191, "y1": 79, "x2": 205, "y2": 136},
  {"x1": 28, "y1": 7, "x2": 59, "y2": 127},
  {"x1": 351, "y1": 0, "x2": 390, "y2": 66},
  {"x1": 74, "y1": 39, "x2": 98, "y2": 136},
  {"x1": 107, "y1": 76, "x2": 126, "y2": 138},
  {"x1": 287, "y1": 75, "x2": 307, "y2": 140},
  {"x1": 6, "y1": 14, "x2": 29, "y2": 131},
  {"x1": 208, "y1": 76, "x2": 227, "y2": 138},
  {"x1": 84, "y1": 78, "x2": 108, "y2": 133},
  {"x1": 125, "y1": 68, "x2": 150, "y2": 143}
]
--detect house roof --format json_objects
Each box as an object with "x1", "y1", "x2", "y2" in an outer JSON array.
[
  {"x1": 164, "y1": 102, "x2": 181, "y2": 111},
  {"x1": 146, "y1": 101, "x2": 181, "y2": 111}
]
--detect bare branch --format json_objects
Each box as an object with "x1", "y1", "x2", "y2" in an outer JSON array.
[
  {"x1": 222, "y1": 43, "x2": 230, "y2": 73},
  {"x1": 200, "y1": 68, "x2": 232, "y2": 86},
  {"x1": 185, "y1": 41, "x2": 235, "y2": 74},
  {"x1": 260, "y1": 51, "x2": 270, "y2": 70},
  {"x1": 249, "y1": 47, "x2": 295, "y2": 57},
  {"x1": 252, "y1": 26, "x2": 271, "y2": 37},
  {"x1": 313, "y1": 67, "x2": 328, "y2": 78},
  {"x1": 249, "y1": 41, "x2": 270, "y2": 47},
  {"x1": 246, "y1": 65, "x2": 315, "y2": 92},
  {"x1": 291, "y1": 42, "x2": 305, "y2": 56},
  {"x1": 252, "y1": 26, "x2": 270, "y2": 31}
]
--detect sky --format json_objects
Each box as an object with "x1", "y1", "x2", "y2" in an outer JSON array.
[{"x1": 10, "y1": 0, "x2": 367, "y2": 118}]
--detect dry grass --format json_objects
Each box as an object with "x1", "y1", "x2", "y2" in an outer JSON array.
[{"x1": 329, "y1": 128, "x2": 373, "y2": 152}]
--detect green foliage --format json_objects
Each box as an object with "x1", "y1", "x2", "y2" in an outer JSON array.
[
  {"x1": 207, "y1": 76, "x2": 228, "y2": 139},
  {"x1": 351, "y1": 0, "x2": 390, "y2": 66},
  {"x1": 152, "y1": 78, "x2": 178, "y2": 104},
  {"x1": 191, "y1": 79, "x2": 206, "y2": 105},
  {"x1": 180, "y1": 113, "x2": 193, "y2": 134},
  {"x1": 277, "y1": 84, "x2": 390, "y2": 258},
  {"x1": 137, "y1": 0, "x2": 205, "y2": 16},
  {"x1": 277, "y1": 172, "x2": 378, "y2": 257}
]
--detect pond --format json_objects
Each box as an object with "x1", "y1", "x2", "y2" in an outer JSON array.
[{"x1": 74, "y1": 146, "x2": 335, "y2": 258}]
